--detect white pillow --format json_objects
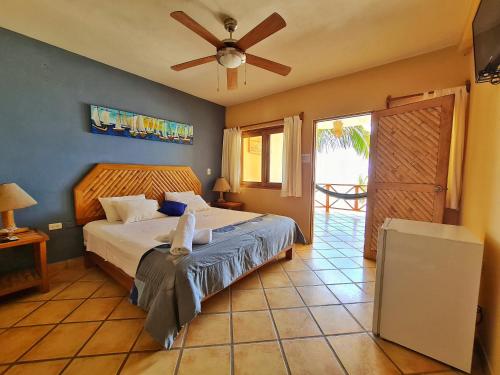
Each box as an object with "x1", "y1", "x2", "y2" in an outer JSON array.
[
  {"x1": 113, "y1": 199, "x2": 165, "y2": 224},
  {"x1": 164, "y1": 191, "x2": 195, "y2": 202},
  {"x1": 98, "y1": 194, "x2": 145, "y2": 222},
  {"x1": 187, "y1": 195, "x2": 210, "y2": 212}
]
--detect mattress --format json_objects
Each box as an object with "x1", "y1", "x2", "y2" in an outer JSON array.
[{"x1": 83, "y1": 207, "x2": 261, "y2": 277}]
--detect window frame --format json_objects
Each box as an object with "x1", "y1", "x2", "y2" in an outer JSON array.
[{"x1": 241, "y1": 125, "x2": 284, "y2": 189}]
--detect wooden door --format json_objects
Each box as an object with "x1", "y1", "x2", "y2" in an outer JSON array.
[{"x1": 364, "y1": 95, "x2": 454, "y2": 260}]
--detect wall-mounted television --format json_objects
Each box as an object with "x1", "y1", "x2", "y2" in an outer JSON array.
[{"x1": 473, "y1": 0, "x2": 500, "y2": 84}]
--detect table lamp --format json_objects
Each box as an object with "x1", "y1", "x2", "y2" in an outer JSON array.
[
  {"x1": 0, "y1": 183, "x2": 37, "y2": 238},
  {"x1": 212, "y1": 177, "x2": 231, "y2": 202}
]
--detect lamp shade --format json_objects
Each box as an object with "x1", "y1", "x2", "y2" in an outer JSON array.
[
  {"x1": 212, "y1": 177, "x2": 231, "y2": 193},
  {"x1": 0, "y1": 183, "x2": 37, "y2": 212}
]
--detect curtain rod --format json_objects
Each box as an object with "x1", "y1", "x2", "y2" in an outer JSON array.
[
  {"x1": 239, "y1": 112, "x2": 304, "y2": 129},
  {"x1": 385, "y1": 80, "x2": 471, "y2": 109}
]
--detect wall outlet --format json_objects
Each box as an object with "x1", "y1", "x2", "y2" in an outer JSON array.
[
  {"x1": 48, "y1": 222, "x2": 63, "y2": 231},
  {"x1": 207, "y1": 168, "x2": 212, "y2": 176}
]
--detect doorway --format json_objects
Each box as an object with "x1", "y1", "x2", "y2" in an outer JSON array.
[{"x1": 312, "y1": 113, "x2": 371, "y2": 255}]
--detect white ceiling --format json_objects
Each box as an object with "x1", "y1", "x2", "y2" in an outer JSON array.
[{"x1": 0, "y1": 0, "x2": 472, "y2": 106}]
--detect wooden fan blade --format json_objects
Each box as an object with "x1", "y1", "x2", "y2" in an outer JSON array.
[
  {"x1": 246, "y1": 54, "x2": 291, "y2": 76},
  {"x1": 227, "y1": 68, "x2": 238, "y2": 90},
  {"x1": 171, "y1": 11, "x2": 223, "y2": 48},
  {"x1": 236, "y1": 13, "x2": 286, "y2": 51},
  {"x1": 171, "y1": 56, "x2": 216, "y2": 71}
]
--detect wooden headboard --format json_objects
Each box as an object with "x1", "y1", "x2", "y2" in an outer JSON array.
[{"x1": 74, "y1": 163, "x2": 202, "y2": 225}]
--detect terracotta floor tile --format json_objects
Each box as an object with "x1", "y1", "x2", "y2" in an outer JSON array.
[
  {"x1": 341, "y1": 268, "x2": 377, "y2": 282},
  {"x1": 280, "y1": 259, "x2": 309, "y2": 271},
  {"x1": 328, "y1": 333, "x2": 399, "y2": 374},
  {"x1": 296, "y1": 285, "x2": 340, "y2": 306},
  {"x1": 372, "y1": 335, "x2": 450, "y2": 373},
  {"x1": 329, "y1": 257, "x2": 362, "y2": 269},
  {"x1": 53, "y1": 281, "x2": 103, "y2": 300},
  {"x1": 108, "y1": 298, "x2": 146, "y2": 319},
  {"x1": 79, "y1": 319, "x2": 143, "y2": 355},
  {"x1": 310, "y1": 305, "x2": 363, "y2": 334},
  {"x1": 356, "y1": 282, "x2": 376, "y2": 298},
  {"x1": 318, "y1": 249, "x2": 347, "y2": 258},
  {"x1": 172, "y1": 326, "x2": 186, "y2": 349},
  {"x1": 232, "y1": 310, "x2": 276, "y2": 343},
  {"x1": 311, "y1": 242, "x2": 334, "y2": 250},
  {"x1": 133, "y1": 329, "x2": 164, "y2": 351},
  {"x1": 351, "y1": 256, "x2": 377, "y2": 268},
  {"x1": 0, "y1": 302, "x2": 43, "y2": 328},
  {"x1": 259, "y1": 272, "x2": 292, "y2": 288},
  {"x1": 337, "y1": 248, "x2": 363, "y2": 257},
  {"x1": 184, "y1": 313, "x2": 230, "y2": 346},
  {"x1": 64, "y1": 297, "x2": 122, "y2": 322},
  {"x1": 345, "y1": 302, "x2": 374, "y2": 330},
  {"x1": 63, "y1": 354, "x2": 126, "y2": 375},
  {"x1": 121, "y1": 351, "x2": 179, "y2": 375},
  {"x1": 13, "y1": 282, "x2": 71, "y2": 302},
  {"x1": 178, "y1": 346, "x2": 230, "y2": 375},
  {"x1": 201, "y1": 288, "x2": 229, "y2": 313},
  {"x1": 234, "y1": 341, "x2": 287, "y2": 375},
  {"x1": 92, "y1": 281, "x2": 128, "y2": 298},
  {"x1": 259, "y1": 261, "x2": 284, "y2": 274},
  {"x1": 22, "y1": 322, "x2": 100, "y2": 360},
  {"x1": 265, "y1": 288, "x2": 304, "y2": 309},
  {"x1": 5, "y1": 359, "x2": 69, "y2": 375},
  {"x1": 296, "y1": 250, "x2": 325, "y2": 259},
  {"x1": 231, "y1": 273, "x2": 262, "y2": 290},
  {"x1": 231, "y1": 289, "x2": 268, "y2": 311},
  {"x1": 303, "y1": 258, "x2": 336, "y2": 270},
  {"x1": 272, "y1": 308, "x2": 321, "y2": 339},
  {"x1": 287, "y1": 270, "x2": 323, "y2": 286},
  {"x1": 328, "y1": 283, "x2": 372, "y2": 303},
  {"x1": 315, "y1": 269, "x2": 351, "y2": 284},
  {"x1": 0, "y1": 325, "x2": 54, "y2": 364},
  {"x1": 78, "y1": 268, "x2": 109, "y2": 282},
  {"x1": 49, "y1": 268, "x2": 88, "y2": 283},
  {"x1": 16, "y1": 300, "x2": 83, "y2": 326},
  {"x1": 282, "y1": 337, "x2": 344, "y2": 374}
]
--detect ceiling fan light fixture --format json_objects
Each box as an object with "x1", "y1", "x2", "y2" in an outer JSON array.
[{"x1": 216, "y1": 47, "x2": 246, "y2": 69}]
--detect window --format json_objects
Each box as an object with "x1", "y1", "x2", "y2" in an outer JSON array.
[{"x1": 242, "y1": 126, "x2": 283, "y2": 188}]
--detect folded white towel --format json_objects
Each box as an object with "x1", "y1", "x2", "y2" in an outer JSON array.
[
  {"x1": 155, "y1": 228, "x2": 212, "y2": 245},
  {"x1": 170, "y1": 212, "x2": 196, "y2": 256}
]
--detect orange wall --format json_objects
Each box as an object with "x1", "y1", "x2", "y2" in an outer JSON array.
[
  {"x1": 226, "y1": 46, "x2": 469, "y2": 241},
  {"x1": 461, "y1": 57, "x2": 500, "y2": 374}
]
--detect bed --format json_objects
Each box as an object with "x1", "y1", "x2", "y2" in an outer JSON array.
[{"x1": 74, "y1": 163, "x2": 303, "y2": 347}]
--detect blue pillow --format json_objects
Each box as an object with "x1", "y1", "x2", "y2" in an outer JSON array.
[{"x1": 158, "y1": 200, "x2": 187, "y2": 216}]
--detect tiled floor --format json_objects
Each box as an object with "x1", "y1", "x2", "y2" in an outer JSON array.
[{"x1": 0, "y1": 210, "x2": 486, "y2": 374}]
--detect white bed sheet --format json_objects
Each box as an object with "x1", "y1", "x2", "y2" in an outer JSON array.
[{"x1": 83, "y1": 207, "x2": 261, "y2": 277}]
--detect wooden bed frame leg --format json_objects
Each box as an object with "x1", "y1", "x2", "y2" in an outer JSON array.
[{"x1": 285, "y1": 248, "x2": 293, "y2": 260}]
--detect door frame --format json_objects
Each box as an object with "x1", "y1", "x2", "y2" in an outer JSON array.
[{"x1": 310, "y1": 111, "x2": 372, "y2": 244}]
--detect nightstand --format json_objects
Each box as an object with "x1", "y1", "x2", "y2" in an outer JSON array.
[
  {"x1": 0, "y1": 230, "x2": 49, "y2": 297},
  {"x1": 211, "y1": 201, "x2": 244, "y2": 211}
]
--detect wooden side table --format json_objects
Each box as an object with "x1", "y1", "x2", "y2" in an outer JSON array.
[
  {"x1": 0, "y1": 230, "x2": 49, "y2": 297},
  {"x1": 211, "y1": 201, "x2": 244, "y2": 211}
]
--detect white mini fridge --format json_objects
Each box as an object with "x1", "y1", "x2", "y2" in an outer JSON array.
[{"x1": 372, "y1": 218, "x2": 483, "y2": 373}]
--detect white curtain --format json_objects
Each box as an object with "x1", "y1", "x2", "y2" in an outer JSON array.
[
  {"x1": 423, "y1": 86, "x2": 468, "y2": 209},
  {"x1": 221, "y1": 128, "x2": 242, "y2": 193},
  {"x1": 281, "y1": 115, "x2": 302, "y2": 197}
]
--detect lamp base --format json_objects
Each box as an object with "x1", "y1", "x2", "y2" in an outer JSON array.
[
  {"x1": 0, "y1": 210, "x2": 29, "y2": 235},
  {"x1": 216, "y1": 191, "x2": 226, "y2": 203}
]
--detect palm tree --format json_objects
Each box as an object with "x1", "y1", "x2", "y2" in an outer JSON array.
[{"x1": 316, "y1": 120, "x2": 370, "y2": 158}]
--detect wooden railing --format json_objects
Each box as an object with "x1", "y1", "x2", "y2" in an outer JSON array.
[{"x1": 315, "y1": 183, "x2": 368, "y2": 213}]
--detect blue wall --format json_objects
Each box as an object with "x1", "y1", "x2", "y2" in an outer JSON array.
[{"x1": 0, "y1": 28, "x2": 225, "y2": 273}]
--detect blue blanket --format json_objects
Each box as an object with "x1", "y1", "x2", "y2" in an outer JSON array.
[{"x1": 130, "y1": 214, "x2": 305, "y2": 348}]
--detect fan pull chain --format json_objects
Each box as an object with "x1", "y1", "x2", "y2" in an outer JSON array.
[
  {"x1": 216, "y1": 64, "x2": 220, "y2": 92},
  {"x1": 244, "y1": 63, "x2": 247, "y2": 86}
]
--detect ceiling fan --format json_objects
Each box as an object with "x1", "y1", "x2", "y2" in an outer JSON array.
[{"x1": 170, "y1": 11, "x2": 291, "y2": 90}]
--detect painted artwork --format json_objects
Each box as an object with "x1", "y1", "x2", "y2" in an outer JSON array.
[{"x1": 90, "y1": 105, "x2": 193, "y2": 145}]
